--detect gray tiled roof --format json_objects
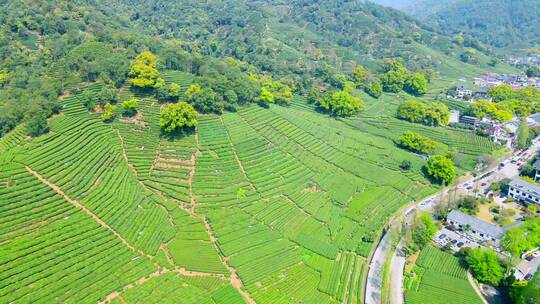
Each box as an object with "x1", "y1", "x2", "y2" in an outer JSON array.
[
  {"x1": 533, "y1": 159, "x2": 540, "y2": 171},
  {"x1": 510, "y1": 177, "x2": 540, "y2": 197},
  {"x1": 529, "y1": 113, "x2": 540, "y2": 124},
  {"x1": 447, "y1": 210, "x2": 505, "y2": 239}
]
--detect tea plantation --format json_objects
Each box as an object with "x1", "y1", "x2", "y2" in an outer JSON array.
[
  {"x1": 405, "y1": 247, "x2": 483, "y2": 304},
  {"x1": 0, "y1": 73, "x2": 501, "y2": 303}
]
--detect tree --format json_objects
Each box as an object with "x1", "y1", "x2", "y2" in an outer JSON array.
[
  {"x1": 425, "y1": 155, "x2": 455, "y2": 184},
  {"x1": 129, "y1": 51, "x2": 159, "y2": 88},
  {"x1": 156, "y1": 83, "x2": 181, "y2": 102},
  {"x1": 381, "y1": 70, "x2": 406, "y2": 93},
  {"x1": 351, "y1": 65, "x2": 369, "y2": 86},
  {"x1": 404, "y1": 72, "x2": 428, "y2": 96},
  {"x1": 501, "y1": 227, "x2": 530, "y2": 258},
  {"x1": 470, "y1": 99, "x2": 513, "y2": 122},
  {"x1": 258, "y1": 87, "x2": 275, "y2": 105},
  {"x1": 365, "y1": 80, "x2": 382, "y2": 98},
  {"x1": 465, "y1": 248, "x2": 505, "y2": 286},
  {"x1": 406, "y1": 212, "x2": 438, "y2": 253},
  {"x1": 397, "y1": 131, "x2": 436, "y2": 155},
  {"x1": 101, "y1": 103, "x2": 116, "y2": 122},
  {"x1": 396, "y1": 100, "x2": 450, "y2": 126},
  {"x1": 121, "y1": 98, "x2": 139, "y2": 116},
  {"x1": 317, "y1": 89, "x2": 365, "y2": 116},
  {"x1": 511, "y1": 270, "x2": 540, "y2": 304},
  {"x1": 160, "y1": 102, "x2": 198, "y2": 134},
  {"x1": 167, "y1": 83, "x2": 181, "y2": 101},
  {"x1": 400, "y1": 160, "x2": 412, "y2": 171},
  {"x1": 517, "y1": 119, "x2": 531, "y2": 149},
  {"x1": 97, "y1": 86, "x2": 118, "y2": 105},
  {"x1": 488, "y1": 84, "x2": 514, "y2": 102},
  {"x1": 82, "y1": 89, "x2": 96, "y2": 111},
  {"x1": 26, "y1": 113, "x2": 49, "y2": 137},
  {"x1": 260, "y1": 81, "x2": 292, "y2": 105}
]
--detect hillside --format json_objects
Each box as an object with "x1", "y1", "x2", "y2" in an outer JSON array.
[
  {"x1": 405, "y1": 0, "x2": 540, "y2": 49},
  {"x1": 0, "y1": 0, "x2": 518, "y2": 303},
  {"x1": 0, "y1": 70, "x2": 502, "y2": 302}
]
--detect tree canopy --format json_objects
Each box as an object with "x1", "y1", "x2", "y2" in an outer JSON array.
[
  {"x1": 397, "y1": 131, "x2": 436, "y2": 155},
  {"x1": 397, "y1": 100, "x2": 450, "y2": 126},
  {"x1": 488, "y1": 84, "x2": 514, "y2": 102},
  {"x1": 425, "y1": 155, "x2": 455, "y2": 185},
  {"x1": 121, "y1": 98, "x2": 139, "y2": 116},
  {"x1": 465, "y1": 248, "x2": 505, "y2": 286},
  {"x1": 317, "y1": 89, "x2": 365, "y2": 116},
  {"x1": 129, "y1": 51, "x2": 159, "y2": 88},
  {"x1": 159, "y1": 102, "x2": 198, "y2": 133}
]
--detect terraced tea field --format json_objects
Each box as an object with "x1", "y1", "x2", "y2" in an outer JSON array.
[
  {"x1": 405, "y1": 247, "x2": 483, "y2": 304},
  {"x1": 0, "y1": 73, "x2": 501, "y2": 303}
]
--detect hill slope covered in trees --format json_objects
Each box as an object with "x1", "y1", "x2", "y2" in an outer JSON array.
[{"x1": 405, "y1": 0, "x2": 540, "y2": 48}]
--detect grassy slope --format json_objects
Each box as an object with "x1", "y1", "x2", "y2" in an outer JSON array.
[{"x1": 0, "y1": 69, "x2": 503, "y2": 303}]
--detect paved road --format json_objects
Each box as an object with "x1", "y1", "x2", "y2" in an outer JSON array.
[{"x1": 366, "y1": 138, "x2": 540, "y2": 304}]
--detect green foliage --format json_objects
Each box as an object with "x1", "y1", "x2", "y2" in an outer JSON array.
[
  {"x1": 82, "y1": 89, "x2": 97, "y2": 111},
  {"x1": 425, "y1": 155, "x2": 455, "y2": 184},
  {"x1": 400, "y1": 160, "x2": 412, "y2": 171},
  {"x1": 97, "y1": 86, "x2": 118, "y2": 106},
  {"x1": 256, "y1": 80, "x2": 293, "y2": 105},
  {"x1": 511, "y1": 270, "x2": 540, "y2": 304},
  {"x1": 465, "y1": 248, "x2": 505, "y2": 286},
  {"x1": 396, "y1": 100, "x2": 450, "y2": 126},
  {"x1": 101, "y1": 103, "x2": 116, "y2": 122},
  {"x1": 186, "y1": 84, "x2": 224, "y2": 114},
  {"x1": 502, "y1": 217, "x2": 540, "y2": 258},
  {"x1": 365, "y1": 80, "x2": 383, "y2": 98},
  {"x1": 26, "y1": 113, "x2": 49, "y2": 137},
  {"x1": 397, "y1": 131, "x2": 436, "y2": 155},
  {"x1": 351, "y1": 65, "x2": 369, "y2": 86},
  {"x1": 411, "y1": 0, "x2": 540, "y2": 48},
  {"x1": 518, "y1": 119, "x2": 531, "y2": 149},
  {"x1": 406, "y1": 212, "x2": 438, "y2": 253},
  {"x1": 469, "y1": 99, "x2": 512, "y2": 122},
  {"x1": 129, "y1": 51, "x2": 159, "y2": 88},
  {"x1": 160, "y1": 102, "x2": 198, "y2": 133},
  {"x1": 317, "y1": 89, "x2": 365, "y2": 116},
  {"x1": 404, "y1": 72, "x2": 428, "y2": 96},
  {"x1": 488, "y1": 84, "x2": 514, "y2": 102},
  {"x1": 156, "y1": 82, "x2": 181, "y2": 102},
  {"x1": 121, "y1": 98, "x2": 139, "y2": 116}
]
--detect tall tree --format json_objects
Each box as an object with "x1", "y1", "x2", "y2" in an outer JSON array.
[{"x1": 129, "y1": 51, "x2": 159, "y2": 88}]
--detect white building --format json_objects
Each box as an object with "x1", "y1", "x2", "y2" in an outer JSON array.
[
  {"x1": 508, "y1": 178, "x2": 540, "y2": 205},
  {"x1": 455, "y1": 85, "x2": 472, "y2": 99},
  {"x1": 446, "y1": 210, "x2": 505, "y2": 243}
]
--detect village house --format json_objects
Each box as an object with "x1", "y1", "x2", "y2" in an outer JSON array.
[
  {"x1": 454, "y1": 85, "x2": 472, "y2": 99},
  {"x1": 473, "y1": 87, "x2": 490, "y2": 100},
  {"x1": 508, "y1": 178, "x2": 540, "y2": 205},
  {"x1": 446, "y1": 210, "x2": 505, "y2": 243}
]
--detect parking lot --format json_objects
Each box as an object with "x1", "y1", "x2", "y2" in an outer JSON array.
[{"x1": 433, "y1": 228, "x2": 481, "y2": 251}]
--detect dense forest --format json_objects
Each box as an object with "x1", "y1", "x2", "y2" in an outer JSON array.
[
  {"x1": 406, "y1": 0, "x2": 540, "y2": 48},
  {"x1": 0, "y1": 0, "x2": 503, "y2": 138}
]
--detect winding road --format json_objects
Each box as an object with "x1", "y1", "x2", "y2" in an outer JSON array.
[{"x1": 365, "y1": 138, "x2": 540, "y2": 304}]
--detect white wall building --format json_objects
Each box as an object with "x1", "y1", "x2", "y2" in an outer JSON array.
[{"x1": 508, "y1": 178, "x2": 540, "y2": 205}]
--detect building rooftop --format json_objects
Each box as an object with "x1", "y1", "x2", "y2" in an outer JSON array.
[
  {"x1": 447, "y1": 210, "x2": 505, "y2": 239},
  {"x1": 510, "y1": 177, "x2": 540, "y2": 197},
  {"x1": 534, "y1": 159, "x2": 540, "y2": 171},
  {"x1": 529, "y1": 114, "x2": 540, "y2": 125},
  {"x1": 475, "y1": 87, "x2": 489, "y2": 94}
]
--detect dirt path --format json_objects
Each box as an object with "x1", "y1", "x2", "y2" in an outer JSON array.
[
  {"x1": 26, "y1": 166, "x2": 148, "y2": 258},
  {"x1": 188, "y1": 129, "x2": 198, "y2": 213},
  {"x1": 202, "y1": 218, "x2": 256, "y2": 304},
  {"x1": 467, "y1": 271, "x2": 489, "y2": 304}
]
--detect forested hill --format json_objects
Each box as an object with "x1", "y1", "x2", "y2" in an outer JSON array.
[
  {"x1": 405, "y1": 0, "x2": 540, "y2": 48},
  {"x1": 0, "y1": 0, "x2": 504, "y2": 138}
]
